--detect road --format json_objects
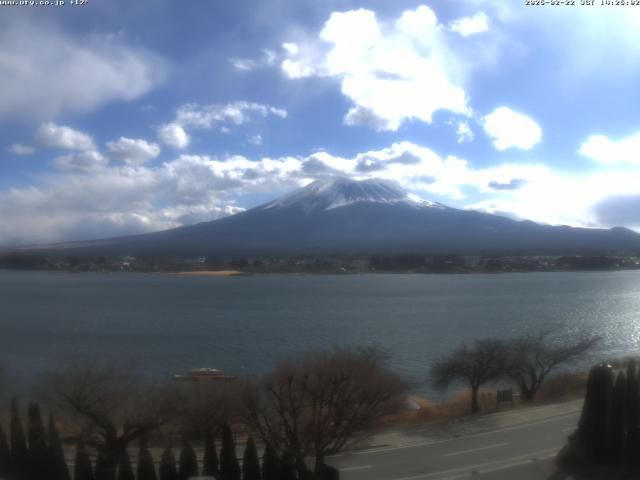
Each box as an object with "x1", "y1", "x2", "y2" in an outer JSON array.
[{"x1": 328, "y1": 400, "x2": 582, "y2": 480}]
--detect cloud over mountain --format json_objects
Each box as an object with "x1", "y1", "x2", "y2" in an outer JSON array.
[{"x1": 0, "y1": 20, "x2": 165, "y2": 121}]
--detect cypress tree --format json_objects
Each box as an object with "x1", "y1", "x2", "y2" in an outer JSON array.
[
  {"x1": 48, "y1": 413, "x2": 71, "y2": 480},
  {"x1": 137, "y1": 440, "x2": 158, "y2": 480},
  {"x1": 578, "y1": 365, "x2": 600, "y2": 458},
  {"x1": 95, "y1": 450, "x2": 108, "y2": 480},
  {"x1": 261, "y1": 444, "x2": 280, "y2": 480},
  {"x1": 159, "y1": 447, "x2": 178, "y2": 480},
  {"x1": 220, "y1": 423, "x2": 241, "y2": 480},
  {"x1": 178, "y1": 440, "x2": 199, "y2": 480},
  {"x1": 117, "y1": 449, "x2": 135, "y2": 480},
  {"x1": 597, "y1": 364, "x2": 614, "y2": 464},
  {"x1": 27, "y1": 402, "x2": 49, "y2": 478},
  {"x1": 74, "y1": 440, "x2": 95, "y2": 480},
  {"x1": 626, "y1": 360, "x2": 640, "y2": 466},
  {"x1": 202, "y1": 429, "x2": 220, "y2": 478},
  {"x1": 0, "y1": 424, "x2": 10, "y2": 478},
  {"x1": 579, "y1": 364, "x2": 614, "y2": 464},
  {"x1": 278, "y1": 451, "x2": 297, "y2": 480},
  {"x1": 242, "y1": 436, "x2": 261, "y2": 480},
  {"x1": 320, "y1": 464, "x2": 339, "y2": 480},
  {"x1": 610, "y1": 372, "x2": 626, "y2": 465},
  {"x1": 10, "y1": 398, "x2": 28, "y2": 480},
  {"x1": 578, "y1": 365, "x2": 598, "y2": 436},
  {"x1": 95, "y1": 449, "x2": 118, "y2": 480}
]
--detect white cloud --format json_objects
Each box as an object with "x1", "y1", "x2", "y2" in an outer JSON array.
[
  {"x1": 321, "y1": 9, "x2": 381, "y2": 54},
  {"x1": 286, "y1": 143, "x2": 617, "y2": 231},
  {"x1": 343, "y1": 107, "x2": 389, "y2": 131},
  {"x1": 456, "y1": 122, "x2": 474, "y2": 143},
  {"x1": 281, "y1": 59, "x2": 316, "y2": 79},
  {"x1": 280, "y1": 6, "x2": 469, "y2": 131},
  {"x1": 0, "y1": 155, "x2": 253, "y2": 245},
  {"x1": 53, "y1": 151, "x2": 108, "y2": 172},
  {"x1": 0, "y1": 21, "x2": 165, "y2": 121},
  {"x1": 8, "y1": 144, "x2": 35, "y2": 156},
  {"x1": 37, "y1": 123, "x2": 95, "y2": 151},
  {"x1": 483, "y1": 107, "x2": 542, "y2": 150},
  {"x1": 3, "y1": 142, "x2": 553, "y2": 242},
  {"x1": 5, "y1": 138, "x2": 640, "y2": 245},
  {"x1": 579, "y1": 132, "x2": 640, "y2": 165},
  {"x1": 450, "y1": 12, "x2": 490, "y2": 37},
  {"x1": 465, "y1": 168, "x2": 640, "y2": 230},
  {"x1": 474, "y1": 1, "x2": 640, "y2": 70},
  {"x1": 282, "y1": 43, "x2": 299, "y2": 55},
  {"x1": 175, "y1": 101, "x2": 287, "y2": 129},
  {"x1": 249, "y1": 134, "x2": 263, "y2": 146},
  {"x1": 230, "y1": 49, "x2": 277, "y2": 72},
  {"x1": 4, "y1": 140, "x2": 562, "y2": 245},
  {"x1": 158, "y1": 123, "x2": 190, "y2": 149},
  {"x1": 334, "y1": 143, "x2": 640, "y2": 231},
  {"x1": 106, "y1": 137, "x2": 161, "y2": 166}
]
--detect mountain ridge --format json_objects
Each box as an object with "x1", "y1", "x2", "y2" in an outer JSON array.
[{"x1": 7, "y1": 177, "x2": 640, "y2": 257}]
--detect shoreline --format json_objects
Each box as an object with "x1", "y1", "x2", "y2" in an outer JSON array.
[
  {"x1": 173, "y1": 270, "x2": 246, "y2": 276},
  {"x1": 2, "y1": 267, "x2": 640, "y2": 276}
]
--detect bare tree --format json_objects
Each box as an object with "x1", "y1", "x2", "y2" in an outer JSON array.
[
  {"x1": 0, "y1": 365, "x2": 9, "y2": 403},
  {"x1": 505, "y1": 330, "x2": 598, "y2": 401},
  {"x1": 431, "y1": 339, "x2": 507, "y2": 413},
  {"x1": 45, "y1": 359, "x2": 180, "y2": 480},
  {"x1": 241, "y1": 346, "x2": 407, "y2": 478},
  {"x1": 176, "y1": 384, "x2": 240, "y2": 441}
]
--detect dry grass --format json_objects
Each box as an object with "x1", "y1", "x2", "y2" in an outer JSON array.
[
  {"x1": 416, "y1": 389, "x2": 498, "y2": 420},
  {"x1": 380, "y1": 389, "x2": 498, "y2": 426},
  {"x1": 534, "y1": 371, "x2": 588, "y2": 404},
  {"x1": 382, "y1": 371, "x2": 589, "y2": 428}
]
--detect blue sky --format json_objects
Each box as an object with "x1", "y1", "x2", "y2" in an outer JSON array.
[{"x1": 1, "y1": 0, "x2": 640, "y2": 245}]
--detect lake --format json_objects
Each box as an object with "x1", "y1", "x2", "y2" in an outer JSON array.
[{"x1": 1, "y1": 270, "x2": 640, "y2": 398}]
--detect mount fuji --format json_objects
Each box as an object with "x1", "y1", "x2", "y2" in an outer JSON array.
[{"x1": 22, "y1": 177, "x2": 640, "y2": 256}]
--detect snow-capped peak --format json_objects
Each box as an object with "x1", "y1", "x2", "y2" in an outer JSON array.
[{"x1": 261, "y1": 177, "x2": 444, "y2": 213}]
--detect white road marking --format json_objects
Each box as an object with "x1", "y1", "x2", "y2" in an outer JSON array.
[
  {"x1": 442, "y1": 442, "x2": 508, "y2": 457},
  {"x1": 456, "y1": 412, "x2": 579, "y2": 440},
  {"x1": 390, "y1": 447, "x2": 559, "y2": 480},
  {"x1": 345, "y1": 439, "x2": 448, "y2": 456},
  {"x1": 339, "y1": 465, "x2": 372, "y2": 472},
  {"x1": 436, "y1": 452, "x2": 558, "y2": 480},
  {"x1": 384, "y1": 402, "x2": 582, "y2": 437},
  {"x1": 347, "y1": 411, "x2": 579, "y2": 456}
]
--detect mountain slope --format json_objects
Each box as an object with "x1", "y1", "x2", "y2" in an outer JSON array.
[{"x1": 23, "y1": 178, "x2": 640, "y2": 256}]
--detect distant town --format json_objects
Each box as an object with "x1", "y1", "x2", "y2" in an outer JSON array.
[{"x1": 2, "y1": 252, "x2": 640, "y2": 274}]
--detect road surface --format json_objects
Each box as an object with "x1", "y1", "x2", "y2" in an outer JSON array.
[{"x1": 328, "y1": 400, "x2": 582, "y2": 480}]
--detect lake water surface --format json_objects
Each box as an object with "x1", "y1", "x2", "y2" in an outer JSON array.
[{"x1": 2, "y1": 270, "x2": 640, "y2": 398}]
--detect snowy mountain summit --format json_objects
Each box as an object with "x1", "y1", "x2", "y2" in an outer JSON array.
[{"x1": 262, "y1": 177, "x2": 443, "y2": 213}]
